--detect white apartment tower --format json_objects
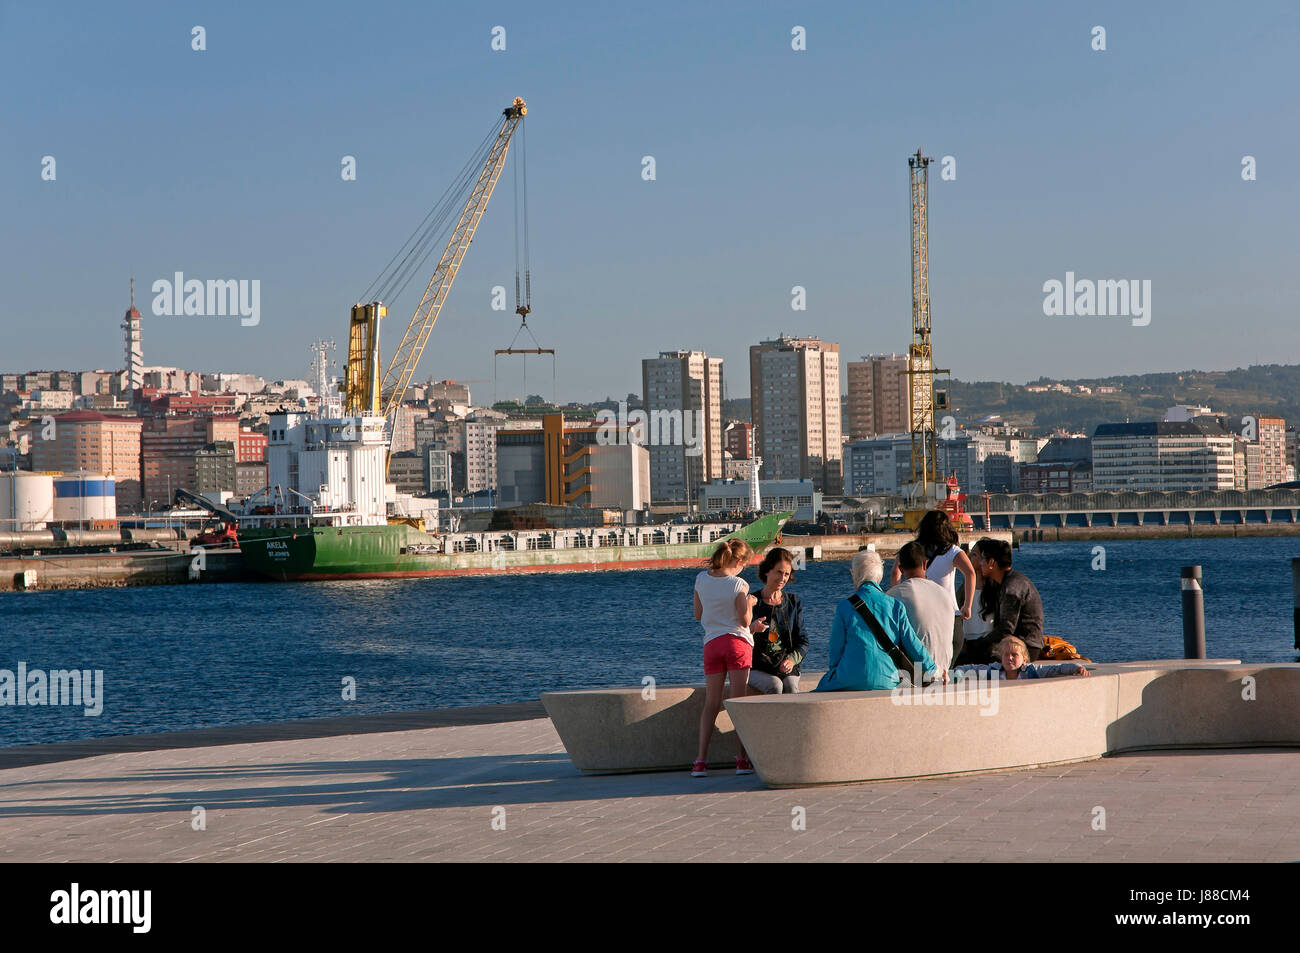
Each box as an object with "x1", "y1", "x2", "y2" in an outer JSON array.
[{"x1": 641, "y1": 350, "x2": 724, "y2": 503}]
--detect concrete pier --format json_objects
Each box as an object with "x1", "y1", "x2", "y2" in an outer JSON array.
[
  {"x1": 781, "y1": 530, "x2": 1013, "y2": 561},
  {"x1": 0, "y1": 707, "x2": 1296, "y2": 862},
  {"x1": 0, "y1": 547, "x2": 257, "y2": 591}
]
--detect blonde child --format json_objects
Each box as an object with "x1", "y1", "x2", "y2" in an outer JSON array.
[
  {"x1": 953, "y1": 635, "x2": 1089, "y2": 681},
  {"x1": 692, "y1": 539, "x2": 756, "y2": 777}
]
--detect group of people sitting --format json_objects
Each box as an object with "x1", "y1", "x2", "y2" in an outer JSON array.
[{"x1": 690, "y1": 510, "x2": 1088, "y2": 777}]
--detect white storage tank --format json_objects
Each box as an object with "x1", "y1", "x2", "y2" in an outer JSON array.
[
  {"x1": 53, "y1": 473, "x2": 117, "y2": 524},
  {"x1": 0, "y1": 471, "x2": 55, "y2": 530}
]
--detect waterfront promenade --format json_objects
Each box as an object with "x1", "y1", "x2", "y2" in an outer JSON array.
[{"x1": 1, "y1": 708, "x2": 1297, "y2": 862}]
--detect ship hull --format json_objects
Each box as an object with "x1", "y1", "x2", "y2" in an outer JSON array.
[{"x1": 237, "y1": 512, "x2": 791, "y2": 582}]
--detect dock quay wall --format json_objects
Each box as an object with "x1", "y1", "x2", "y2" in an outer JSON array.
[
  {"x1": 1017, "y1": 522, "x2": 1300, "y2": 542},
  {"x1": 0, "y1": 548, "x2": 255, "y2": 592},
  {"x1": 781, "y1": 530, "x2": 1014, "y2": 561}
]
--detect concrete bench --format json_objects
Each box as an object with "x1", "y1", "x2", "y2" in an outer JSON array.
[
  {"x1": 542, "y1": 659, "x2": 1300, "y2": 782},
  {"x1": 541, "y1": 674, "x2": 822, "y2": 774},
  {"x1": 725, "y1": 660, "x2": 1300, "y2": 787}
]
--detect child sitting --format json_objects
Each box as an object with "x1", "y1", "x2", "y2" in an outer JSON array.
[{"x1": 952, "y1": 635, "x2": 1089, "y2": 681}]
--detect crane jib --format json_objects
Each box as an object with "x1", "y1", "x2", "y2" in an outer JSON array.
[{"x1": 374, "y1": 99, "x2": 527, "y2": 420}]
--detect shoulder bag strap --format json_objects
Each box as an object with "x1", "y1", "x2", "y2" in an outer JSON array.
[{"x1": 849, "y1": 593, "x2": 920, "y2": 681}]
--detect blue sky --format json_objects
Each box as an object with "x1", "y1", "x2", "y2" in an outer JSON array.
[{"x1": 3, "y1": 0, "x2": 1298, "y2": 402}]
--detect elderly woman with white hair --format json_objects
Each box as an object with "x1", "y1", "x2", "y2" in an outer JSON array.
[{"x1": 814, "y1": 548, "x2": 939, "y2": 692}]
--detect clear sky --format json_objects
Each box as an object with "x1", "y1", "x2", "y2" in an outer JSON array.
[{"x1": 3, "y1": 1, "x2": 1298, "y2": 402}]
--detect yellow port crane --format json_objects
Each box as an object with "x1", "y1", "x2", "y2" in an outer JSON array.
[
  {"x1": 906, "y1": 152, "x2": 949, "y2": 494},
  {"x1": 344, "y1": 97, "x2": 528, "y2": 419},
  {"x1": 898, "y1": 149, "x2": 950, "y2": 530}
]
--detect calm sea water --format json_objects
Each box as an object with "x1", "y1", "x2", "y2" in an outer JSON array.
[{"x1": 2, "y1": 537, "x2": 1297, "y2": 746}]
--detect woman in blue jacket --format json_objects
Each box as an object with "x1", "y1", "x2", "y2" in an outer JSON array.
[{"x1": 815, "y1": 549, "x2": 938, "y2": 692}]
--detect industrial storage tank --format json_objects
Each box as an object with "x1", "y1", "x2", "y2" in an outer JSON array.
[
  {"x1": 52, "y1": 473, "x2": 117, "y2": 524},
  {"x1": 0, "y1": 471, "x2": 55, "y2": 530}
]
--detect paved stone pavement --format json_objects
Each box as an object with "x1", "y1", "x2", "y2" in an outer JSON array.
[{"x1": 0, "y1": 717, "x2": 1296, "y2": 862}]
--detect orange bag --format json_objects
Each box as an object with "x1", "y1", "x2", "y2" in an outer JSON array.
[{"x1": 1042, "y1": 635, "x2": 1091, "y2": 663}]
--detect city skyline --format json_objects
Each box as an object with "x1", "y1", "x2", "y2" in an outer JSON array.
[{"x1": 5, "y1": 1, "x2": 1298, "y2": 399}]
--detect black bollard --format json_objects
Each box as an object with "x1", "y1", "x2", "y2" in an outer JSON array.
[
  {"x1": 1181, "y1": 565, "x2": 1205, "y2": 659},
  {"x1": 1292, "y1": 558, "x2": 1300, "y2": 650}
]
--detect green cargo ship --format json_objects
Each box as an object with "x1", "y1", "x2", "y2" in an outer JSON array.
[{"x1": 238, "y1": 510, "x2": 793, "y2": 581}]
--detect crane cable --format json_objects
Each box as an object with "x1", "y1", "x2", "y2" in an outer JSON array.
[
  {"x1": 501, "y1": 120, "x2": 554, "y2": 406},
  {"x1": 358, "y1": 117, "x2": 501, "y2": 309},
  {"x1": 512, "y1": 118, "x2": 531, "y2": 318}
]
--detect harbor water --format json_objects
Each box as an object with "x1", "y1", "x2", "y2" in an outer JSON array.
[{"x1": 2, "y1": 537, "x2": 1297, "y2": 746}]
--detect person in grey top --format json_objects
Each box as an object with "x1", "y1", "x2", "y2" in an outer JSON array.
[
  {"x1": 973, "y1": 538, "x2": 1045, "y2": 660},
  {"x1": 888, "y1": 541, "x2": 955, "y2": 675}
]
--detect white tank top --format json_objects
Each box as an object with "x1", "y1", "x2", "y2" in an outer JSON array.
[
  {"x1": 925, "y1": 544, "x2": 961, "y2": 613},
  {"x1": 695, "y1": 571, "x2": 754, "y2": 646}
]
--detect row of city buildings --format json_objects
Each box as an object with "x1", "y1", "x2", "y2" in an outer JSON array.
[
  {"x1": 842, "y1": 415, "x2": 1292, "y2": 497},
  {"x1": 5, "y1": 292, "x2": 1297, "y2": 523}
]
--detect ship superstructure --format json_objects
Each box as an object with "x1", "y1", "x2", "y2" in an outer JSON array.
[{"x1": 263, "y1": 410, "x2": 389, "y2": 526}]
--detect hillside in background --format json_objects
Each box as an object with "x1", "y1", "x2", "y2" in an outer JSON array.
[
  {"x1": 719, "y1": 364, "x2": 1300, "y2": 435},
  {"x1": 947, "y1": 364, "x2": 1300, "y2": 435}
]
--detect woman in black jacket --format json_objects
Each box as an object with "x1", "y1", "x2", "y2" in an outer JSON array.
[{"x1": 748, "y1": 547, "x2": 809, "y2": 694}]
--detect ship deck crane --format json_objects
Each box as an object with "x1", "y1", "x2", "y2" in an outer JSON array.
[{"x1": 343, "y1": 98, "x2": 529, "y2": 421}]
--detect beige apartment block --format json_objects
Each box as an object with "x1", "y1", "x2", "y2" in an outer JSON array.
[{"x1": 749, "y1": 336, "x2": 841, "y2": 494}]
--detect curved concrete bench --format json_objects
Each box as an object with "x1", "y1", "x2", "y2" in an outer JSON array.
[
  {"x1": 542, "y1": 675, "x2": 822, "y2": 774},
  {"x1": 724, "y1": 660, "x2": 1300, "y2": 787},
  {"x1": 540, "y1": 660, "x2": 1294, "y2": 780}
]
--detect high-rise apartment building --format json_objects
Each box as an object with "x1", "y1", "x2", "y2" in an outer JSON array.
[
  {"x1": 749, "y1": 336, "x2": 841, "y2": 493},
  {"x1": 641, "y1": 350, "x2": 724, "y2": 503},
  {"x1": 844, "y1": 354, "x2": 907, "y2": 440}
]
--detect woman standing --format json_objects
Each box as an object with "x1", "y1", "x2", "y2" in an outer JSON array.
[
  {"x1": 692, "y1": 538, "x2": 757, "y2": 777},
  {"x1": 956, "y1": 539, "x2": 995, "y2": 663},
  {"x1": 748, "y1": 547, "x2": 808, "y2": 694},
  {"x1": 892, "y1": 510, "x2": 975, "y2": 621}
]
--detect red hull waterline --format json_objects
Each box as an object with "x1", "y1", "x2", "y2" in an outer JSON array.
[{"x1": 277, "y1": 552, "x2": 769, "y2": 581}]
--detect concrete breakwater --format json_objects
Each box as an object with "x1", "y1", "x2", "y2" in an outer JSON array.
[
  {"x1": 1018, "y1": 523, "x2": 1300, "y2": 543},
  {"x1": 0, "y1": 547, "x2": 256, "y2": 591},
  {"x1": 792, "y1": 523, "x2": 1300, "y2": 554},
  {"x1": 781, "y1": 530, "x2": 1014, "y2": 561}
]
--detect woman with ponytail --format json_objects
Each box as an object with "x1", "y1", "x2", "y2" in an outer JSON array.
[{"x1": 691, "y1": 538, "x2": 756, "y2": 777}]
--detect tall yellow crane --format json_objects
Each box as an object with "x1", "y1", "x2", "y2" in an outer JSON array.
[
  {"x1": 904, "y1": 149, "x2": 949, "y2": 511},
  {"x1": 344, "y1": 97, "x2": 528, "y2": 419}
]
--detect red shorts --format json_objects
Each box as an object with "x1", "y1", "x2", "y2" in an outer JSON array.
[{"x1": 703, "y1": 635, "x2": 752, "y2": 674}]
